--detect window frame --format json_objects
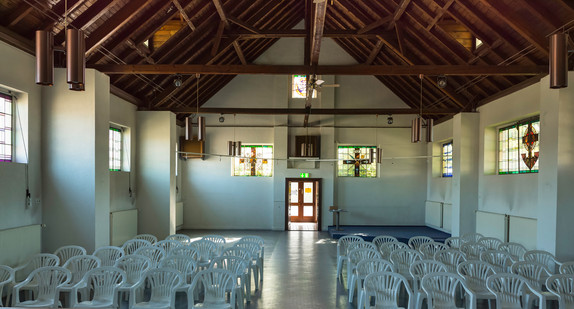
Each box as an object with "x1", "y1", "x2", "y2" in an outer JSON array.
[
  {"x1": 232, "y1": 144, "x2": 273, "y2": 177},
  {"x1": 497, "y1": 116, "x2": 540, "y2": 175},
  {"x1": 109, "y1": 126, "x2": 123, "y2": 172},
  {"x1": 442, "y1": 141, "x2": 453, "y2": 178},
  {"x1": 0, "y1": 93, "x2": 13, "y2": 163},
  {"x1": 337, "y1": 145, "x2": 378, "y2": 178}
]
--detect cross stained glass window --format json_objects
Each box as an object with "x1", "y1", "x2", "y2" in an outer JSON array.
[
  {"x1": 292, "y1": 75, "x2": 317, "y2": 99},
  {"x1": 442, "y1": 142, "x2": 453, "y2": 177},
  {"x1": 0, "y1": 93, "x2": 12, "y2": 162},
  {"x1": 233, "y1": 145, "x2": 273, "y2": 177},
  {"x1": 498, "y1": 118, "x2": 539, "y2": 174},
  {"x1": 337, "y1": 146, "x2": 377, "y2": 178},
  {"x1": 109, "y1": 127, "x2": 122, "y2": 171}
]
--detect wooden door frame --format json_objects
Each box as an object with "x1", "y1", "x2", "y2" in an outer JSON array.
[{"x1": 284, "y1": 178, "x2": 322, "y2": 231}]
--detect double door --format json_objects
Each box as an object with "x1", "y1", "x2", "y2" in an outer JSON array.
[{"x1": 288, "y1": 180, "x2": 318, "y2": 223}]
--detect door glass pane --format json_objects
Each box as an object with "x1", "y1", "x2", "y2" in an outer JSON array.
[
  {"x1": 290, "y1": 182, "x2": 298, "y2": 203},
  {"x1": 290, "y1": 206, "x2": 299, "y2": 217},
  {"x1": 303, "y1": 206, "x2": 313, "y2": 217},
  {"x1": 303, "y1": 182, "x2": 313, "y2": 203}
]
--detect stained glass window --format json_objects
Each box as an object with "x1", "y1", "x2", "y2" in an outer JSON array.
[
  {"x1": 442, "y1": 142, "x2": 453, "y2": 177},
  {"x1": 292, "y1": 75, "x2": 317, "y2": 99},
  {"x1": 109, "y1": 127, "x2": 122, "y2": 171},
  {"x1": 337, "y1": 146, "x2": 377, "y2": 178},
  {"x1": 233, "y1": 145, "x2": 273, "y2": 177},
  {"x1": 0, "y1": 93, "x2": 12, "y2": 162},
  {"x1": 498, "y1": 118, "x2": 539, "y2": 174}
]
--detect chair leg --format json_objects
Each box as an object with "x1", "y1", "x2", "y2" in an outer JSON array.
[
  {"x1": 348, "y1": 274, "x2": 356, "y2": 303},
  {"x1": 336, "y1": 257, "x2": 343, "y2": 280}
]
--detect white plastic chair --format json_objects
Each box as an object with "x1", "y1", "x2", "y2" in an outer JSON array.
[
  {"x1": 233, "y1": 241, "x2": 262, "y2": 292},
  {"x1": 132, "y1": 268, "x2": 182, "y2": 309},
  {"x1": 461, "y1": 233, "x2": 484, "y2": 243},
  {"x1": 372, "y1": 235, "x2": 398, "y2": 250},
  {"x1": 445, "y1": 237, "x2": 464, "y2": 249},
  {"x1": 122, "y1": 239, "x2": 152, "y2": 255},
  {"x1": 134, "y1": 246, "x2": 166, "y2": 268},
  {"x1": 545, "y1": 274, "x2": 574, "y2": 309},
  {"x1": 422, "y1": 272, "x2": 476, "y2": 309},
  {"x1": 93, "y1": 246, "x2": 125, "y2": 267},
  {"x1": 160, "y1": 255, "x2": 197, "y2": 308},
  {"x1": 133, "y1": 234, "x2": 158, "y2": 244},
  {"x1": 434, "y1": 249, "x2": 467, "y2": 273},
  {"x1": 221, "y1": 247, "x2": 253, "y2": 302},
  {"x1": 0, "y1": 265, "x2": 14, "y2": 307},
  {"x1": 54, "y1": 245, "x2": 87, "y2": 265},
  {"x1": 419, "y1": 242, "x2": 448, "y2": 259},
  {"x1": 457, "y1": 260, "x2": 496, "y2": 309},
  {"x1": 114, "y1": 255, "x2": 152, "y2": 309},
  {"x1": 379, "y1": 242, "x2": 409, "y2": 260},
  {"x1": 60, "y1": 255, "x2": 102, "y2": 306},
  {"x1": 410, "y1": 260, "x2": 447, "y2": 309},
  {"x1": 486, "y1": 273, "x2": 531, "y2": 309},
  {"x1": 170, "y1": 246, "x2": 200, "y2": 261},
  {"x1": 511, "y1": 261, "x2": 557, "y2": 309},
  {"x1": 237, "y1": 237, "x2": 264, "y2": 283},
  {"x1": 70, "y1": 266, "x2": 126, "y2": 309},
  {"x1": 13, "y1": 253, "x2": 60, "y2": 299},
  {"x1": 336, "y1": 235, "x2": 363, "y2": 281},
  {"x1": 480, "y1": 250, "x2": 513, "y2": 273},
  {"x1": 356, "y1": 259, "x2": 395, "y2": 309},
  {"x1": 165, "y1": 234, "x2": 192, "y2": 245},
  {"x1": 408, "y1": 236, "x2": 434, "y2": 250},
  {"x1": 347, "y1": 241, "x2": 378, "y2": 255},
  {"x1": 460, "y1": 242, "x2": 487, "y2": 260},
  {"x1": 524, "y1": 250, "x2": 562, "y2": 274},
  {"x1": 210, "y1": 256, "x2": 248, "y2": 309},
  {"x1": 188, "y1": 268, "x2": 237, "y2": 309},
  {"x1": 363, "y1": 271, "x2": 413, "y2": 309},
  {"x1": 348, "y1": 248, "x2": 383, "y2": 300},
  {"x1": 191, "y1": 240, "x2": 219, "y2": 269},
  {"x1": 12, "y1": 266, "x2": 71, "y2": 308},
  {"x1": 499, "y1": 242, "x2": 527, "y2": 262},
  {"x1": 559, "y1": 261, "x2": 574, "y2": 274},
  {"x1": 203, "y1": 235, "x2": 226, "y2": 255},
  {"x1": 478, "y1": 237, "x2": 503, "y2": 250},
  {"x1": 155, "y1": 240, "x2": 182, "y2": 255},
  {"x1": 390, "y1": 248, "x2": 423, "y2": 281}
]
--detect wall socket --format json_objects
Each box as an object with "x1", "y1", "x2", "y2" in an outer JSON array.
[{"x1": 35, "y1": 198, "x2": 41, "y2": 207}]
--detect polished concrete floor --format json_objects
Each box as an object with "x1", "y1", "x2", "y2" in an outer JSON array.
[{"x1": 181, "y1": 230, "x2": 354, "y2": 309}]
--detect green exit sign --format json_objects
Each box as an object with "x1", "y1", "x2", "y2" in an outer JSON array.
[{"x1": 300, "y1": 172, "x2": 310, "y2": 178}]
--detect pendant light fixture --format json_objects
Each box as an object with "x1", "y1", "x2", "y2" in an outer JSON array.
[
  {"x1": 227, "y1": 114, "x2": 242, "y2": 156},
  {"x1": 35, "y1": 30, "x2": 54, "y2": 85},
  {"x1": 411, "y1": 75, "x2": 423, "y2": 143},
  {"x1": 195, "y1": 74, "x2": 206, "y2": 141},
  {"x1": 66, "y1": 28, "x2": 85, "y2": 88},
  {"x1": 550, "y1": 32, "x2": 568, "y2": 89},
  {"x1": 185, "y1": 116, "x2": 193, "y2": 140}
]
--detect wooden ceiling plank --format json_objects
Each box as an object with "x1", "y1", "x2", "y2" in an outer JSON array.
[
  {"x1": 310, "y1": 1, "x2": 328, "y2": 66},
  {"x1": 0, "y1": 25, "x2": 34, "y2": 55},
  {"x1": 212, "y1": 0, "x2": 230, "y2": 27},
  {"x1": 228, "y1": 17, "x2": 260, "y2": 34},
  {"x1": 41, "y1": 0, "x2": 84, "y2": 31},
  {"x1": 385, "y1": 0, "x2": 412, "y2": 31},
  {"x1": 519, "y1": 1, "x2": 565, "y2": 29},
  {"x1": 172, "y1": 0, "x2": 196, "y2": 31},
  {"x1": 53, "y1": 0, "x2": 115, "y2": 44},
  {"x1": 426, "y1": 0, "x2": 455, "y2": 31},
  {"x1": 7, "y1": 3, "x2": 34, "y2": 27},
  {"x1": 211, "y1": 20, "x2": 226, "y2": 57},
  {"x1": 85, "y1": 0, "x2": 155, "y2": 55},
  {"x1": 357, "y1": 16, "x2": 393, "y2": 34}
]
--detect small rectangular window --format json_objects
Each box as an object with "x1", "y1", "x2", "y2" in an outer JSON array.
[
  {"x1": 442, "y1": 142, "x2": 453, "y2": 177},
  {"x1": 292, "y1": 75, "x2": 317, "y2": 99},
  {"x1": 498, "y1": 118, "x2": 539, "y2": 174},
  {"x1": 0, "y1": 93, "x2": 13, "y2": 162},
  {"x1": 337, "y1": 146, "x2": 377, "y2": 178},
  {"x1": 109, "y1": 127, "x2": 122, "y2": 171},
  {"x1": 233, "y1": 145, "x2": 273, "y2": 177}
]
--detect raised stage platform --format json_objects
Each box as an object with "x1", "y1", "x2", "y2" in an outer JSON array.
[{"x1": 328, "y1": 225, "x2": 451, "y2": 243}]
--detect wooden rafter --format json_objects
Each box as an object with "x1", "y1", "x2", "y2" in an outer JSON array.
[
  {"x1": 228, "y1": 17, "x2": 259, "y2": 34},
  {"x1": 357, "y1": 16, "x2": 393, "y2": 34},
  {"x1": 211, "y1": 21, "x2": 226, "y2": 57},
  {"x1": 172, "y1": 0, "x2": 196, "y2": 31},
  {"x1": 7, "y1": 3, "x2": 33, "y2": 27},
  {"x1": 232, "y1": 41, "x2": 248, "y2": 65},
  {"x1": 169, "y1": 107, "x2": 459, "y2": 115},
  {"x1": 310, "y1": 0, "x2": 328, "y2": 66},
  {"x1": 365, "y1": 40, "x2": 384, "y2": 65},
  {"x1": 212, "y1": 0, "x2": 230, "y2": 27},
  {"x1": 385, "y1": 0, "x2": 411, "y2": 31},
  {"x1": 426, "y1": 0, "x2": 455, "y2": 31}
]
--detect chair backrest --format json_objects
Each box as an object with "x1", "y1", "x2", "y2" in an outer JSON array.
[
  {"x1": 239, "y1": 235, "x2": 264, "y2": 247},
  {"x1": 479, "y1": 237, "x2": 503, "y2": 250},
  {"x1": 390, "y1": 248, "x2": 423, "y2": 276},
  {"x1": 222, "y1": 247, "x2": 252, "y2": 261},
  {"x1": 486, "y1": 273, "x2": 528, "y2": 309},
  {"x1": 18, "y1": 253, "x2": 60, "y2": 281},
  {"x1": 54, "y1": 245, "x2": 87, "y2": 265},
  {"x1": 419, "y1": 242, "x2": 448, "y2": 259},
  {"x1": 24, "y1": 266, "x2": 71, "y2": 303},
  {"x1": 133, "y1": 234, "x2": 158, "y2": 244},
  {"x1": 480, "y1": 250, "x2": 513, "y2": 273},
  {"x1": 63, "y1": 255, "x2": 101, "y2": 285},
  {"x1": 364, "y1": 271, "x2": 412, "y2": 308},
  {"x1": 408, "y1": 236, "x2": 434, "y2": 250},
  {"x1": 0, "y1": 265, "x2": 14, "y2": 299},
  {"x1": 202, "y1": 235, "x2": 226, "y2": 245},
  {"x1": 457, "y1": 260, "x2": 495, "y2": 293},
  {"x1": 560, "y1": 261, "x2": 574, "y2": 275},
  {"x1": 422, "y1": 272, "x2": 465, "y2": 309},
  {"x1": 82, "y1": 266, "x2": 126, "y2": 303},
  {"x1": 191, "y1": 239, "x2": 219, "y2": 262},
  {"x1": 356, "y1": 259, "x2": 395, "y2": 282},
  {"x1": 434, "y1": 249, "x2": 466, "y2": 273},
  {"x1": 155, "y1": 239, "x2": 182, "y2": 254},
  {"x1": 372, "y1": 236, "x2": 398, "y2": 249},
  {"x1": 159, "y1": 255, "x2": 197, "y2": 283},
  {"x1": 144, "y1": 268, "x2": 183, "y2": 304},
  {"x1": 461, "y1": 233, "x2": 484, "y2": 243},
  {"x1": 348, "y1": 248, "x2": 383, "y2": 266},
  {"x1": 510, "y1": 261, "x2": 550, "y2": 289},
  {"x1": 524, "y1": 250, "x2": 561, "y2": 274},
  {"x1": 190, "y1": 269, "x2": 236, "y2": 306},
  {"x1": 444, "y1": 236, "x2": 464, "y2": 249},
  {"x1": 233, "y1": 241, "x2": 261, "y2": 261},
  {"x1": 134, "y1": 246, "x2": 166, "y2": 268},
  {"x1": 347, "y1": 241, "x2": 378, "y2": 255},
  {"x1": 210, "y1": 256, "x2": 248, "y2": 277},
  {"x1": 545, "y1": 274, "x2": 574, "y2": 309},
  {"x1": 114, "y1": 255, "x2": 152, "y2": 285},
  {"x1": 165, "y1": 234, "x2": 192, "y2": 245},
  {"x1": 122, "y1": 239, "x2": 152, "y2": 255},
  {"x1": 409, "y1": 260, "x2": 446, "y2": 291},
  {"x1": 499, "y1": 242, "x2": 527, "y2": 262},
  {"x1": 460, "y1": 242, "x2": 487, "y2": 260},
  {"x1": 379, "y1": 242, "x2": 408, "y2": 259},
  {"x1": 337, "y1": 235, "x2": 363, "y2": 257},
  {"x1": 170, "y1": 246, "x2": 201, "y2": 261},
  {"x1": 93, "y1": 246, "x2": 125, "y2": 267}
]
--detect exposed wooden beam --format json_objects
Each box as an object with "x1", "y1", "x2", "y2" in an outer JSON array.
[
  {"x1": 0, "y1": 26, "x2": 34, "y2": 55},
  {"x1": 212, "y1": 0, "x2": 230, "y2": 27},
  {"x1": 92, "y1": 64, "x2": 547, "y2": 76},
  {"x1": 170, "y1": 107, "x2": 460, "y2": 115},
  {"x1": 211, "y1": 21, "x2": 226, "y2": 57},
  {"x1": 365, "y1": 40, "x2": 384, "y2": 65},
  {"x1": 85, "y1": 0, "x2": 154, "y2": 55},
  {"x1": 41, "y1": 0, "x2": 83, "y2": 31},
  {"x1": 172, "y1": 0, "x2": 196, "y2": 31},
  {"x1": 110, "y1": 85, "x2": 143, "y2": 106},
  {"x1": 125, "y1": 39, "x2": 155, "y2": 64},
  {"x1": 7, "y1": 3, "x2": 33, "y2": 27},
  {"x1": 233, "y1": 29, "x2": 384, "y2": 39},
  {"x1": 477, "y1": 74, "x2": 545, "y2": 107},
  {"x1": 228, "y1": 17, "x2": 259, "y2": 34},
  {"x1": 385, "y1": 0, "x2": 411, "y2": 31},
  {"x1": 232, "y1": 41, "x2": 247, "y2": 65},
  {"x1": 310, "y1": 1, "x2": 328, "y2": 66},
  {"x1": 357, "y1": 16, "x2": 393, "y2": 34},
  {"x1": 426, "y1": 0, "x2": 455, "y2": 31}
]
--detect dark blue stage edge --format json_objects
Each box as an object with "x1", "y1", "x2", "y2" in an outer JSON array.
[{"x1": 328, "y1": 225, "x2": 451, "y2": 243}]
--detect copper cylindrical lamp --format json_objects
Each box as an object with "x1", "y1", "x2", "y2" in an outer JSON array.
[
  {"x1": 550, "y1": 33, "x2": 568, "y2": 89},
  {"x1": 426, "y1": 118, "x2": 434, "y2": 143},
  {"x1": 197, "y1": 116, "x2": 205, "y2": 141},
  {"x1": 411, "y1": 117, "x2": 421, "y2": 143},
  {"x1": 185, "y1": 116, "x2": 193, "y2": 140},
  {"x1": 35, "y1": 30, "x2": 54, "y2": 85},
  {"x1": 66, "y1": 29, "x2": 85, "y2": 87}
]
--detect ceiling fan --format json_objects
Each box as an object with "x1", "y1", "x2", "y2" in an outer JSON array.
[{"x1": 307, "y1": 75, "x2": 339, "y2": 98}]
